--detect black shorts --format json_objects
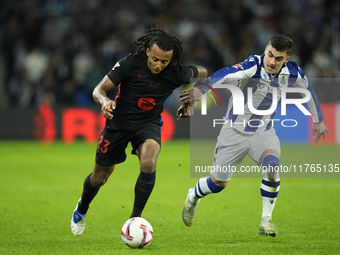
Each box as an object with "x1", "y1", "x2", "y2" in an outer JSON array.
[{"x1": 95, "y1": 123, "x2": 162, "y2": 166}]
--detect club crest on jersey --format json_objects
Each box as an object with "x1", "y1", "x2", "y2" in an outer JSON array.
[
  {"x1": 233, "y1": 63, "x2": 243, "y2": 69},
  {"x1": 138, "y1": 97, "x2": 155, "y2": 111},
  {"x1": 149, "y1": 81, "x2": 160, "y2": 91},
  {"x1": 280, "y1": 76, "x2": 287, "y2": 85}
]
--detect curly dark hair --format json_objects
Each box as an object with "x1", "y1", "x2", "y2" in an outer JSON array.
[{"x1": 134, "y1": 27, "x2": 183, "y2": 69}]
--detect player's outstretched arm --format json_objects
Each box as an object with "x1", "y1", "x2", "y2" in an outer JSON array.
[
  {"x1": 179, "y1": 65, "x2": 207, "y2": 106},
  {"x1": 177, "y1": 65, "x2": 207, "y2": 119},
  {"x1": 312, "y1": 122, "x2": 329, "y2": 144},
  {"x1": 93, "y1": 75, "x2": 117, "y2": 120}
]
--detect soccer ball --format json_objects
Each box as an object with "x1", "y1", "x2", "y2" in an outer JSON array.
[{"x1": 121, "y1": 217, "x2": 153, "y2": 249}]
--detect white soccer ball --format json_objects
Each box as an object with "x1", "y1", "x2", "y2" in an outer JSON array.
[{"x1": 121, "y1": 217, "x2": 154, "y2": 249}]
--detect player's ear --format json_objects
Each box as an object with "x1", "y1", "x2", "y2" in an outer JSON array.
[
  {"x1": 285, "y1": 56, "x2": 291, "y2": 63},
  {"x1": 146, "y1": 47, "x2": 150, "y2": 57}
]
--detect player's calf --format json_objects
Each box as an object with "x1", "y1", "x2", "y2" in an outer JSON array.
[{"x1": 260, "y1": 154, "x2": 280, "y2": 237}]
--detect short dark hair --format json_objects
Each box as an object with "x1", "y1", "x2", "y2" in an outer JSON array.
[
  {"x1": 268, "y1": 34, "x2": 293, "y2": 55},
  {"x1": 134, "y1": 27, "x2": 183, "y2": 69}
]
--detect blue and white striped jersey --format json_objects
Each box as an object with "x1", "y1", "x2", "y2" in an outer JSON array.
[{"x1": 204, "y1": 53, "x2": 323, "y2": 134}]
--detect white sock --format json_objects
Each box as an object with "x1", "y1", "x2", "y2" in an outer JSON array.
[
  {"x1": 260, "y1": 178, "x2": 280, "y2": 219},
  {"x1": 189, "y1": 176, "x2": 225, "y2": 204},
  {"x1": 189, "y1": 177, "x2": 210, "y2": 204}
]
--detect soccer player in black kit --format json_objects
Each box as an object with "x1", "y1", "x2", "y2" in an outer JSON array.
[{"x1": 71, "y1": 27, "x2": 207, "y2": 235}]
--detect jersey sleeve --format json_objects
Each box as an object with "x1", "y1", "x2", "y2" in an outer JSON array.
[
  {"x1": 293, "y1": 66, "x2": 324, "y2": 123},
  {"x1": 200, "y1": 55, "x2": 258, "y2": 91},
  {"x1": 169, "y1": 65, "x2": 198, "y2": 86},
  {"x1": 106, "y1": 54, "x2": 134, "y2": 86}
]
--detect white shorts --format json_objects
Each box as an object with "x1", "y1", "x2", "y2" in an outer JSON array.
[{"x1": 212, "y1": 125, "x2": 280, "y2": 181}]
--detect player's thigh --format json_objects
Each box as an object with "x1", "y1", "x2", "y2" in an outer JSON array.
[
  {"x1": 95, "y1": 128, "x2": 130, "y2": 166},
  {"x1": 248, "y1": 128, "x2": 281, "y2": 165},
  {"x1": 212, "y1": 126, "x2": 249, "y2": 181},
  {"x1": 130, "y1": 123, "x2": 162, "y2": 156}
]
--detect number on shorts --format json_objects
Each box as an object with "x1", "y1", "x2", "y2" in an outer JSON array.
[{"x1": 98, "y1": 135, "x2": 110, "y2": 153}]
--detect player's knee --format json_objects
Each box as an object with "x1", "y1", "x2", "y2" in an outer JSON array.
[
  {"x1": 92, "y1": 164, "x2": 114, "y2": 187},
  {"x1": 262, "y1": 154, "x2": 280, "y2": 179},
  {"x1": 213, "y1": 180, "x2": 228, "y2": 188},
  {"x1": 140, "y1": 157, "x2": 157, "y2": 173},
  {"x1": 91, "y1": 174, "x2": 108, "y2": 187},
  {"x1": 262, "y1": 154, "x2": 280, "y2": 167},
  {"x1": 207, "y1": 177, "x2": 226, "y2": 193},
  {"x1": 210, "y1": 175, "x2": 229, "y2": 188}
]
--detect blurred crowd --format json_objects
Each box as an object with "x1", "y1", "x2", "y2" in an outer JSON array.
[{"x1": 1, "y1": 0, "x2": 339, "y2": 109}]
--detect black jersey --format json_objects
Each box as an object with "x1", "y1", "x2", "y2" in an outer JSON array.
[{"x1": 106, "y1": 53, "x2": 198, "y2": 130}]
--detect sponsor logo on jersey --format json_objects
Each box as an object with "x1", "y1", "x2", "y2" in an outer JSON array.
[
  {"x1": 137, "y1": 74, "x2": 149, "y2": 79},
  {"x1": 233, "y1": 63, "x2": 243, "y2": 69},
  {"x1": 138, "y1": 97, "x2": 155, "y2": 111},
  {"x1": 257, "y1": 83, "x2": 266, "y2": 89}
]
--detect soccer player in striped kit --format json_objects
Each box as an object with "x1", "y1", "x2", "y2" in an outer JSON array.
[{"x1": 180, "y1": 34, "x2": 329, "y2": 237}]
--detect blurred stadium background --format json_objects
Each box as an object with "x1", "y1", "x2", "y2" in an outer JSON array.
[{"x1": 0, "y1": 0, "x2": 339, "y2": 142}]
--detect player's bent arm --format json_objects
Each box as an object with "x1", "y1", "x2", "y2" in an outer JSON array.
[
  {"x1": 93, "y1": 75, "x2": 116, "y2": 105},
  {"x1": 312, "y1": 122, "x2": 329, "y2": 144},
  {"x1": 301, "y1": 84, "x2": 329, "y2": 143},
  {"x1": 293, "y1": 76, "x2": 330, "y2": 143},
  {"x1": 179, "y1": 66, "x2": 207, "y2": 105},
  {"x1": 195, "y1": 65, "x2": 208, "y2": 78},
  {"x1": 93, "y1": 75, "x2": 117, "y2": 119}
]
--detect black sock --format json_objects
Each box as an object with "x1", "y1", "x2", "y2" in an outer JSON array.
[
  {"x1": 130, "y1": 171, "x2": 156, "y2": 218},
  {"x1": 77, "y1": 174, "x2": 100, "y2": 214}
]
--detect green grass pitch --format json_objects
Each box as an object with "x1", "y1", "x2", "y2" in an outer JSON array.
[{"x1": 0, "y1": 140, "x2": 339, "y2": 254}]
